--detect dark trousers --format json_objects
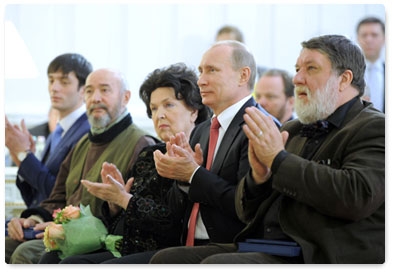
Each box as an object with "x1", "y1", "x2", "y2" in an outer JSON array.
[
  {"x1": 39, "y1": 250, "x2": 158, "y2": 264},
  {"x1": 150, "y1": 243, "x2": 304, "y2": 264}
]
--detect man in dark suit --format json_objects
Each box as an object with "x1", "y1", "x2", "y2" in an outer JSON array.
[
  {"x1": 152, "y1": 40, "x2": 279, "y2": 248},
  {"x1": 150, "y1": 35, "x2": 384, "y2": 264},
  {"x1": 357, "y1": 16, "x2": 385, "y2": 113},
  {"x1": 5, "y1": 53, "x2": 92, "y2": 208}
]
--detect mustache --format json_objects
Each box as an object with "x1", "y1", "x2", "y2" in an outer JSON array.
[
  {"x1": 88, "y1": 103, "x2": 108, "y2": 114},
  {"x1": 294, "y1": 86, "x2": 311, "y2": 96}
]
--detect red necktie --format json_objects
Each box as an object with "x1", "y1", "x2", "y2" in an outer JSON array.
[{"x1": 186, "y1": 117, "x2": 220, "y2": 246}]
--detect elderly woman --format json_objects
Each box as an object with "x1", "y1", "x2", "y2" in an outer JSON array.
[{"x1": 39, "y1": 63, "x2": 211, "y2": 264}]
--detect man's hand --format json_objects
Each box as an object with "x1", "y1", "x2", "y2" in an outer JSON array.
[
  {"x1": 7, "y1": 217, "x2": 38, "y2": 241},
  {"x1": 154, "y1": 143, "x2": 200, "y2": 182},
  {"x1": 167, "y1": 132, "x2": 203, "y2": 166},
  {"x1": 242, "y1": 107, "x2": 288, "y2": 184},
  {"x1": 81, "y1": 162, "x2": 133, "y2": 213},
  {"x1": 243, "y1": 107, "x2": 288, "y2": 168},
  {"x1": 5, "y1": 116, "x2": 35, "y2": 166},
  {"x1": 247, "y1": 142, "x2": 272, "y2": 185}
]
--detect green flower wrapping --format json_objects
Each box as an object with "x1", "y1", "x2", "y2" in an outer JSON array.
[{"x1": 45, "y1": 205, "x2": 123, "y2": 259}]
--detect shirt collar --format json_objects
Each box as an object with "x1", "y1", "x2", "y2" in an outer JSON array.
[
  {"x1": 58, "y1": 104, "x2": 86, "y2": 134},
  {"x1": 366, "y1": 60, "x2": 384, "y2": 72},
  {"x1": 326, "y1": 97, "x2": 358, "y2": 129},
  {"x1": 216, "y1": 95, "x2": 251, "y2": 131}
]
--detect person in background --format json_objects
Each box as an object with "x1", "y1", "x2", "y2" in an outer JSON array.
[
  {"x1": 38, "y1": 62, "x2": 212, "y2": 264},
  {"x1": 152, "y1": 40, "x2": 280, "y2": 251},
  {"x1": 254, "y1": 68, "x2": 295, "y2": 124},
  {"x1": 215, "y1": 25, "x2": 245, "y2": 43},
  {"x1": 28, "y1": 107, "x2": 60, "y2": 140},
  {"x1": 150, "y1": 35, "x2": 384, "y2": 264},
  {"x1": 215, "y1": 25, "x2": 266, "y2": 78},
  {"x1": 5, "y1": 68, "x2": 157, "y2": 264},
  {"x1": 5, "y1": 53, "x2": 92, "y2": 208},
  {"x1": 356, "y1": 16, "x2": 385, "y2": 113}
]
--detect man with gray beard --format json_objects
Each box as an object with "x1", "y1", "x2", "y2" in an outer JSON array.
[
  {"x1": 150, "y1": 35, "x2": 385, "y2": 264},
  {"x1": 6, "y1": 68, "x2": 157, "y2": 264}
]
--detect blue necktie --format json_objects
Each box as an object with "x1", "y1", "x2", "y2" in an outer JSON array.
[{"x1": 50, "y1": 123, "x2": 63, "y2": 154}]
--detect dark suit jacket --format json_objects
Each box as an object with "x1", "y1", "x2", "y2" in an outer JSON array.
[
  {"x1": 16, "y1": 113, "x2": 90, "y2": 208},
  {"x1": 180, "y1": 97, "x2": 280, "y2": 244},
  {"x1": 235, "y1": 99, "x2": 385, "y2": 263}
]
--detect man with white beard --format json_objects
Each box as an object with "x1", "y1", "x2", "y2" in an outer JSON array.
[{"x1": 150, "y1": 35, "x2": 385, "y2": 264}]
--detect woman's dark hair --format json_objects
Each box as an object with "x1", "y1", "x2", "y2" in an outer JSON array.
[
  {"x1": 47, "y1": 53, "x2": 93, "y2": 88},
  {"x1": 139, "y1": 63, "x2": 211, "y2": 124}
]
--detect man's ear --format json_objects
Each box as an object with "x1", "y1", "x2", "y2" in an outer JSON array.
[
  {"x1": 339, "y1": 69, "x2": 353, "y2": 91},
  {"x1": 123, "y1": 90, "x2": 131, "y2": 105},
  {"x1": 239, "y1": 67, "x2": 251, "y2": 86}
]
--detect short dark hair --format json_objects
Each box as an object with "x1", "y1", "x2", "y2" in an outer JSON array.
[
  {"x1": 139, "y1": 63, "x2": 211, "y2": 125},
  {"x1": 301, "y1": 35, "x2": 365, "y2": 96},
  {"x1": 356, "y1": 16, "x2": 385, "y2": 34},
  {"x1": 47, "y1": 53, "x2": 93, "y2": 88},
  {"x1": 216, "y1": 25, "x2": 244, "y2": 43},
  {"x1": 262, "y1": 69, "x2": 294, "y2": 98}
]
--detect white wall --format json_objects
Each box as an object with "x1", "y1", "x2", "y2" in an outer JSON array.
[{"x1": 3, "y1": 3, "x2": 386, "y2": 136}]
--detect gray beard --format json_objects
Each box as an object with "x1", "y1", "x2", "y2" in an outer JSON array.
[
  {"x1": 89, "y1": 114, "x2": 111, "y2": 130},
  {"x1": 295, "y1": 76, "x2": 339, "y2": 124}
]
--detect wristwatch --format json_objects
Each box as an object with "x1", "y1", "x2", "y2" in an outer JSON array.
[{"x1": 17, "y1": 150, "x2": 31, "y2": 162}]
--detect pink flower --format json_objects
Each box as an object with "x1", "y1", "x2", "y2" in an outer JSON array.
[
  {"x1": 62, "y1": 205, "x2": 81, "y2": 221},
  {"x1": 52, "y1": 208, "x2": 62, "y2": 219}
]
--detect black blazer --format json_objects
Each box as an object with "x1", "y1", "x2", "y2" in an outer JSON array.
[
  {"x1": 236, "y1": 99, "x2": 385, "y2": 263},
  {"x1": 181, "y1": 97, "x2": 279, "y2": 243}
]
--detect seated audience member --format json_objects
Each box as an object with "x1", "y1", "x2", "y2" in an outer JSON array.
[
  {"x1": 150, "y1": 35, "x2": 385, "y2": 264},
  {"x1": 152, "y1": 40, "x2": 280, "y2": 252},
  {"x1": 254, "y1": 68, "x2": 295, "y2": 124},
  {"x1": 5, "y1": 68, "x2": 156, "y2": 264},
  {"x1": 215, "y1": 25, "x2": 245, "y2": 43},
  {"x1": 38, "y1": 63, "x2": 211, "y2": 264},
  {"x1": 5, "y1": 53, "x2": 92, "y2": 208}
]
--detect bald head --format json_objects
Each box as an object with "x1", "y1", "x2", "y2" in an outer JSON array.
[{"x1": 84, "y1": 68, "x2": 131, "y2": 131}]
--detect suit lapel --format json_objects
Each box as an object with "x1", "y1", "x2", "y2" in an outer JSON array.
[{"x1": 210, "y1": 97, "x2": 255, "y2": 173}]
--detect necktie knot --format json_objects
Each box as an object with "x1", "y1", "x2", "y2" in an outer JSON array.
[
  {"x1": 207, "y1": 117, "x2": 220, "y2": 169},
  {"x1": 300, "y1": 120, "x2": 330, "y2": 138},
  {"x1": 211, "y1": 117, "x2": 220, "y2": 130}
]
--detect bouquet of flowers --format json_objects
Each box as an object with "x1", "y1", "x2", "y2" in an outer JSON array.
[{"x1": 44, "y1": 204, "x2": 122, "y2": 260}]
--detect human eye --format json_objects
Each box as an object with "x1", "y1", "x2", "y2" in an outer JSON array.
[
  {"x1": 307, "y1": 65, "x2": 317, "y2": 72},
  {"x1": 267, "y1": 95, "x2": 276, "y2": 100},
  {"x1": 101, "y1": 87, "x2": 110, "y2": 93},
  {"x1": 165, "y1": 102, "x2": 175, "y2": 108},
  {"x1": 84, "y1": 87, "x2": 92, "y2": 95}
]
